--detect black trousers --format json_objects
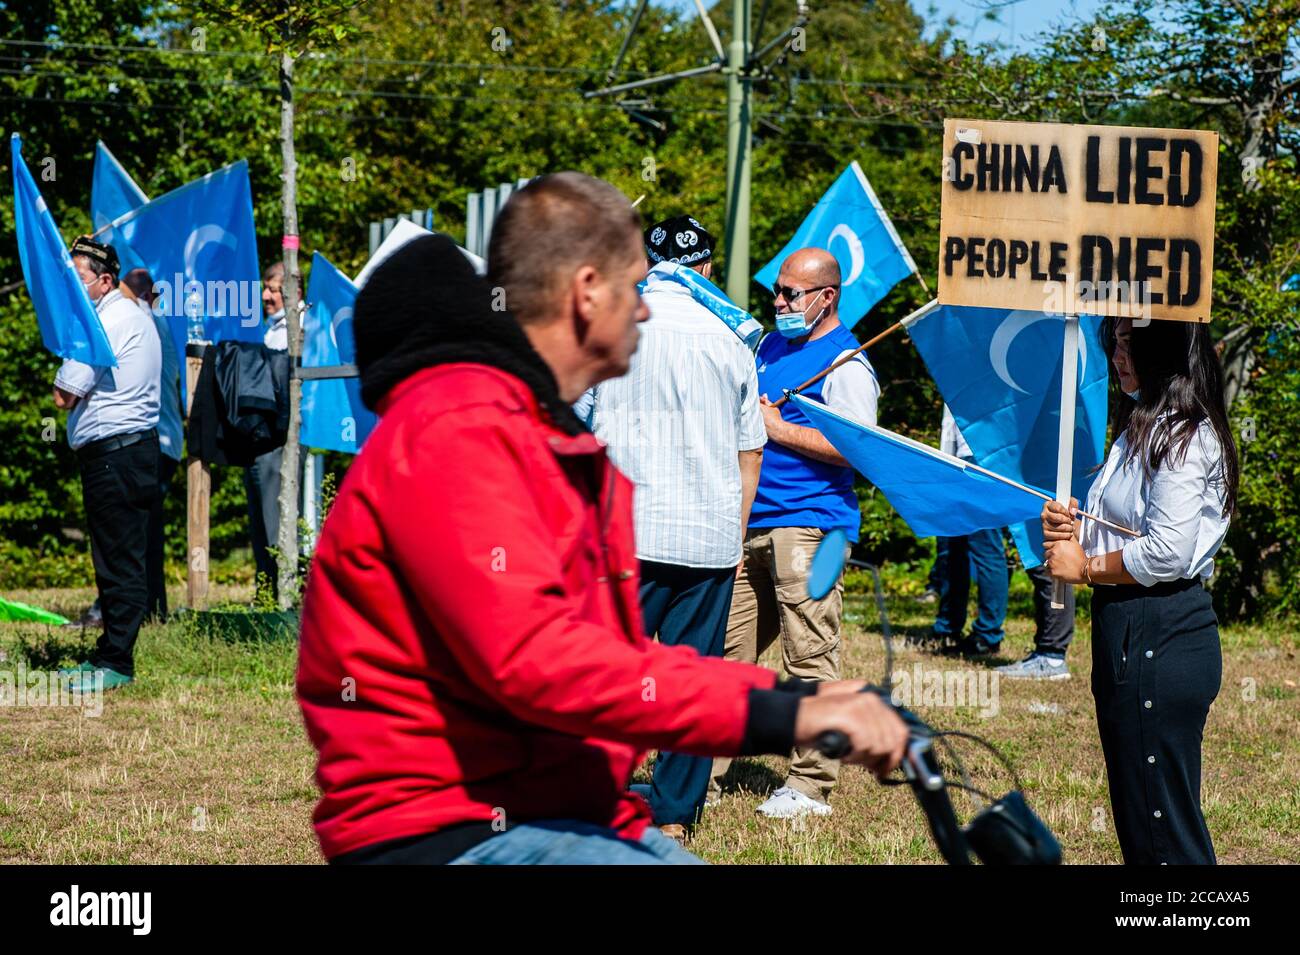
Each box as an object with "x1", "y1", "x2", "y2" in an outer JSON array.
[
  {"x1": 244, "y1": 447, "x2": 283, "y2": 600},
  {"x1": 1027, "y1": 564, "x2": 1075, "y2": 655},
  {"x1": 146, "y1": 454, "x2": 180, "y2": 621},
  {"x1": 79, "y1": 434, "x2": 161, "y2": 677},
  {"x1": 1091, "y1": 579, "x2": 1221, "y2": 865}
]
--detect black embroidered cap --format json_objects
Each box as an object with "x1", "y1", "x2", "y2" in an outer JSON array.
[
  {"x1": 645, "y1": 215, "x2": 714, "y2": 266},
  {"x1": 70, "y1": 236, "x2": 121, "y2": 277}
]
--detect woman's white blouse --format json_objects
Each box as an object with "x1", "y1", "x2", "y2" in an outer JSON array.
[{"x1": 1081, "y1": 419, "x2": 1230, "y2": 586}]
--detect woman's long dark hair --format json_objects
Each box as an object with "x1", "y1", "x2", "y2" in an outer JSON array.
[{"x1": 1100, "y1": 318, "x2": 1239, "y2": 516}]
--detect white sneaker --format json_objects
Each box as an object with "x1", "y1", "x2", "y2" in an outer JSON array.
[
  {"x1": 755, "y1": 786, "x2": 832, "y2": 819},
  {"x1": 996, "y1": 653, "x2": 1072, "y2": 681}
]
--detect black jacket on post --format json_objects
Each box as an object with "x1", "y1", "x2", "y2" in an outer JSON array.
[{"x1": 188, "y1": 341, "x2": 290, "y2": 467}]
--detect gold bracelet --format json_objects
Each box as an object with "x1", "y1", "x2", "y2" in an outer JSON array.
[{"x1": 1083, "y1": 556, "x2": 1094, "y2": 587}]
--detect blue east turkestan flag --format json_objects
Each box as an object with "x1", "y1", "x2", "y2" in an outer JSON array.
[
  {"x1": 91, "y1": 141, "x2": 147, "y2": 235},
  {"x1": 10, "y1": 134, "x2": 115, "y2": 367},
  {"x1": 789, "y1": 393, "x2": 1047, "y2": 538},
  {"x1": 300, "y1": 253, "x2": 376, "y2": 454},
  {"x1": 755, "y1": 161, "x2": 918, "y2": 328},
  {"x1": 93, "y1": 158, "x2": 263, "y2": 352},
  {"x1": 908, "y1": 305, "x2": 1109, "y2": 568}
]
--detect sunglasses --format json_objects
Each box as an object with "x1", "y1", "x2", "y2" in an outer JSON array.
[{"x1": 772, "y1": 283, "x2": 833, "y2": 302}]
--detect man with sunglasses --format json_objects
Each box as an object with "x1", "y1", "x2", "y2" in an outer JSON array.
[{"x1": 710, "y1": 248, "x2": 880, "y2": 819}]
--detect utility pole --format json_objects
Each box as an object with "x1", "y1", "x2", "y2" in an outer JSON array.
[
  {"x1": 585, "y1": 0, "x2": 807, "y2": 314},
  {"x1": 724, "y1": 0, "x2": 752, "y2": 309}
]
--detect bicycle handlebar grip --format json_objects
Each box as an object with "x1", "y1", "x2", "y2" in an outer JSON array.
[
  {"x1": 813, "y1": 687, "x2": 919, "y2": 760},
  {"x1": 815, "y1": 730, "x2": 852, "y2": 760}
]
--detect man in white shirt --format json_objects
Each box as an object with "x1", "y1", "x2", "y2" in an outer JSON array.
[
  {"x1": 576, "y1": 215, "x2": 766, "y2": 835},
  {"x1": 244, "y1": 260, "x2": 289, "y2": 600},
  {"x1": 53, "y1": 239, "x2": 162, "y2": 691},
  {"x1": 123, "y1": 269, "x2": 184, "y2": 621}
]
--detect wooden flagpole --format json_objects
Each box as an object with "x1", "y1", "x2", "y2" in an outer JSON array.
[
  {"x1": 773, "y1": 299, "x2": 938, "y2": 408},
  {"x1": 184, "y1": 345, "x2": 210, "y2": 610}
]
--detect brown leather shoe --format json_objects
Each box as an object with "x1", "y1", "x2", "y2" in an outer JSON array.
[{"x1": 658, "y1": 824, "x2": 688, "y2": 844}]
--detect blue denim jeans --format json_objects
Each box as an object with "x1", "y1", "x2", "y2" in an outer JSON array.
[
  {"x1": 447, "y1": 820, "x2": 708, "y2": 865},
  {"x1": 933, "y1": 527, "x2": 1008, "y2": 643}
]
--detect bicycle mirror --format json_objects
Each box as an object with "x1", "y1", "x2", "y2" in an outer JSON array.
[{"x1": 807, "y1": 528, "x2": 850, "y2": 601}]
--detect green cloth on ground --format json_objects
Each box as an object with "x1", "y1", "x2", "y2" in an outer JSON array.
[{"x1": 0, "y1": 596, "x2": 71, "y2": 626}]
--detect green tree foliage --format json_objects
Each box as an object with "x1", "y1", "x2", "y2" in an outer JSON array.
[
  {"x1": 1, "y1": 0, "x2": 1295, "y2": 614},
  {"x1": 898, "y1": 0, "x2": 1300, "y2": 616}
]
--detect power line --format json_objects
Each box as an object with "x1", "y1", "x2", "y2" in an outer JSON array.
[
  {"x1": 1, "y1": 63, "x2": 954, "y2": 121},
  {"x1": 0, "y1": 43, "x2": 961, "y2": 96},
  {"x1": 0, "y1": 65, "x2": 664, "y2": 108},
  {"x1": 0, "y1": 36, "x2": 664, "y2": 77},
  {"x1": 0, "y1": 78, "x2": 956, "y2": 131},
  {"x1": 0, "y1": 93, "x2": 190, "y2": 112}
]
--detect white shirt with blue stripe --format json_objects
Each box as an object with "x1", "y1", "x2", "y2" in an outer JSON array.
[{"x1": 576, "y1": 275, "x2": 767, "y2": 568}]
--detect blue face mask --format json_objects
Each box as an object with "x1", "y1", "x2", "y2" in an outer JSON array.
[
  {"x1": 775, "y1": 311, "x2": 810, "y2": 339},
  {"x1": 775, "y1": 294, "x2": 826, "y2": 340}
]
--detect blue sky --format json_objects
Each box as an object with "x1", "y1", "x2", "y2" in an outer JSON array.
[
  {"x1": 660, "y1": 0, "x2": 1107, "y2": 53},
  {"x1": 923, "y1": 0, "x2": 1105, "y2": 50}
]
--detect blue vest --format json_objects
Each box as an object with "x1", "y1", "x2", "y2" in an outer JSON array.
[{"x1": 750, "y1": 323, "x2": 866, "y2": 541}]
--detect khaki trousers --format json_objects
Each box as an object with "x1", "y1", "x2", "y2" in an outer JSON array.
[{"x1": 709, "y1": 525, "x2": 845, "y2": 804}]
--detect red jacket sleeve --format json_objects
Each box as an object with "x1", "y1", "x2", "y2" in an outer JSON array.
[{"x1": 381, "y1": 410, "x2": 778, "y2": 757}]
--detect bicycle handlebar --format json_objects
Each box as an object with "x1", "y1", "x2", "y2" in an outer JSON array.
[{"x1": 814, "y1": 688, "x2": 972, "y2": 864}]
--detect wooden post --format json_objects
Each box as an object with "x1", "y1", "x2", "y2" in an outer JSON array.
[{"x1": 185, "y1": 348, "x2": 210, "y2": 610}]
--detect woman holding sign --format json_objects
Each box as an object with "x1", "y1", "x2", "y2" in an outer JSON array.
[{"x1": 1041, "y1": 315, "x2": 1238, "y2": 865}]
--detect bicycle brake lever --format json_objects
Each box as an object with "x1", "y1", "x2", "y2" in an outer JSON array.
[{"x1": 902, "y1": 735, "x2": 944, "y2": 791}]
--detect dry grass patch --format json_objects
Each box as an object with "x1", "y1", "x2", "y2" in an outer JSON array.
[{"x1": 1, "y1": 583, "x2": 1296, "y2": 864}]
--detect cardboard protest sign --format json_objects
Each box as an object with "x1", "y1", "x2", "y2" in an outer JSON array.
[{"x1": 938, "y1": 119, "x2": 1218, "y2": 323}]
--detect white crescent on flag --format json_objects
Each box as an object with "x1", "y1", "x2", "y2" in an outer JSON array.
[
  {"x1": 183, "y1": 223, "x2": 238, "y2": 271},
  {"x1": 328, "y1": 305, "x2": 354, "y2": 354},
  {"x1": 989, "y1": 311, "x2": 1088, "y2": 395},
  {"x1": 828, "y1": 223, "x2": 865, "y2": 286}
]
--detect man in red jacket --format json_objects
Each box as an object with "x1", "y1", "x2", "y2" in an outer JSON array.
[{"x1": 296, "y1": 172, "x2": 907, "y2": 864}]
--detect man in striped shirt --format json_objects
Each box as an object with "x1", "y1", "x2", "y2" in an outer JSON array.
[{"x1": 575, "y1": 215, "x2": 766, "y2": 837}]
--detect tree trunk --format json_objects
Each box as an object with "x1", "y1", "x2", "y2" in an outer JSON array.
[
  {"x1": 1221, "y1": 48, "x2": 1283, "y2": 416},
  {"x1": 275, "y1": 44, "x2": 303, "y2": 610}
]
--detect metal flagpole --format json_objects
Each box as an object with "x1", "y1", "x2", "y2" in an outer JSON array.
[
  {"x1": 1051, "y1": 316, "x2": 1081, "y2": 608},
  {"x1": 784, "y1": 390, "x2": 1138, "y2": 538},
  {"x1": 963, "y1": 459, "x2": 1137, "y2": 538}
]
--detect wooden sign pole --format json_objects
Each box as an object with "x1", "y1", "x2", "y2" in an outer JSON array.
[
  {"x1": 935, "y1": 119, "x2": 1219, "y2": 599},
  {"x1": 184, "y1": 349, "x2": 210, "y2": 610},
  {"x1": 1051, "y1": 316, "x2": 1080, "y2": 610}
]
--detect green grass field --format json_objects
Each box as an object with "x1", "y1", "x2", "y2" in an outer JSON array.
[{"x1": 1, "y1": 578, "x2": 1296, "y2": 864}]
